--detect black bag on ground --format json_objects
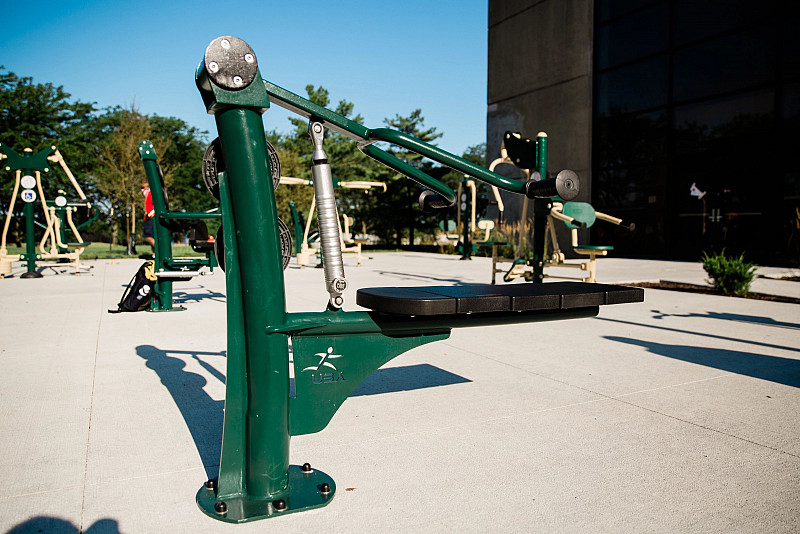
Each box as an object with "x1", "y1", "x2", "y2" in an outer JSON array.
[{"x1": 109, "y1": 261, "x2": 157, "y2": 313}]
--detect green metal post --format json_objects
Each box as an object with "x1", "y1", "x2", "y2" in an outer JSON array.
[
  {"x1": 460, "y1": 176, "x2": 472, "y2": 260},
  {"x1": 55, "y1": 205, "x2": 69, "y2": 255},
  {"x1": 288, "y1": 201, "x2": 303, "y2": 254},
  {"x1": 22, "y1": 200, "x2": 40, "y2": 277},
  {"x1": 139, "y1": 147, "x2": 176, "y2": 311},
  {"x1": 138, "y1": 141, "x2": 220, "y2": 310},
  {"x1": 218, "y1": 107, "x2": 290, "y2": 498},
  {"x1": 531, "y1": 134, "x2": 549, "y2": 283}
]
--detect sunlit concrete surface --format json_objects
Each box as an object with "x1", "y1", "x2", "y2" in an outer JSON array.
[{"x1": 0, "y1": 253, "x2": 798, "y2": 533}]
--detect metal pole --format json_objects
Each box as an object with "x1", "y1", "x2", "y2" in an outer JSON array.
[
  {"x1": 215, "y1": 107, "x2": 290, "y2": 499},
  {"x1": 531, "y1": 133, "x2": 549, "y2": 282},
  {"x1": 21, "y1": 200, "x2": 41, "y2": 277}
]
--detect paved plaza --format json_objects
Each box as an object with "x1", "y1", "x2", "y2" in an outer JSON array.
[{"x1": 0, "y1": 253, "x2": 798, "y2": 533}]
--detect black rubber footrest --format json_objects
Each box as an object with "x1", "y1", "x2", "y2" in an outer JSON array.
[{"x1": 356, "y1": 282, "x2": 644, "y2": 316}]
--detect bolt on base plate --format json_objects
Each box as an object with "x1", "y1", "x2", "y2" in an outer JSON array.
[{"x1": 196, "y1": 465, "x2": 335, "y2": 523}]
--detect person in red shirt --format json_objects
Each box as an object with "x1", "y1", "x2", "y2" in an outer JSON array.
[{"x1": 141, "y1": 181, "x2": 155, "y2": 258}]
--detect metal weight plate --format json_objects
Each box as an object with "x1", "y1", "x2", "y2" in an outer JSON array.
[
  {"x1": 202, "y1": 138, "x2": 223, "y2": 200},
  {"x1": 214, "y1": 226, "x2": 225, "y2": 272},
  {"x1": 202, "y1": 138, "x2": 281, "y2": 200},
  {"x1": 278, "y1": 217, "x2": 292, "y2": 270},
  {"x1": 267, "y1": 141, "x2": 281, "y2": 190},
  {"x1": 214, "y1": 220, "x2": 291, "y2": 272}
]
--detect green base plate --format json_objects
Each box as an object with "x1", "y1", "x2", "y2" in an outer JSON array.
[
  {"x1": 148, "y1": 306, "x2": 187, "y2": 312},
  {"x1": 196, "y1": 465, "x2": 335, "y2": 523}
]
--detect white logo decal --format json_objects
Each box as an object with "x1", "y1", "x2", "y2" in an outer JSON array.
[{"x1": 302, "y1": 346, "x2": 342, "y2": 372}]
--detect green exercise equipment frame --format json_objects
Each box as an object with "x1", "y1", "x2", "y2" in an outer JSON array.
[
  {"x1": 192, "y1": 36, "x2": 641, "y2": 523},
  {"x1": 138, "y1": 141, "x2": 220, "y2": 311},
  {"x1": 0, "y1": 143, "x2": 96, "y2": 278}
]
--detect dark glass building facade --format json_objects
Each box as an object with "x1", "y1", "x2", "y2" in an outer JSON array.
[{"x1": 592, "y1": 0, "x2": 800, "y2": 262}]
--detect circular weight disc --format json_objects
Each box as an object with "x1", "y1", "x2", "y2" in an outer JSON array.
[
  {"x1": 202, "y1": 138, "x2": 281, "y2": 200},
  {"x1": 214, "y1": 226, "x2": 225, "y2": 272},
  {"x1": 156, "y1": 163, "x2": 169, "y2": 206},
  {"x1": 202, "y1": 138, "x2": 223, "y2": 200},
  {"x1": 278, "y1": 217, "x2": 292, "y2": 270},
  {"x1": 204, "y1": 36, "x2": 258, "y2": 91},
  {"x1": 267, "y1": 141, "x2": 281, "y2": 190},
  {"x1": 214, "y1": 218, "x2": 290, "y2": 272}
]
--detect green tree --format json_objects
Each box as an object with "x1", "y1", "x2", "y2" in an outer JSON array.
[
  {"x1": 93, "y1": 105, "x2": 173, "y2": 247},
  {"x1": 269, "y1": 85, "x2": 385, "y2": 244},
  {"x1": 0, "y1": 68, "x2": 99, "y2": 197},
  {"x1": 378, "y1": 109, "x2": 443, "y2": 247}
]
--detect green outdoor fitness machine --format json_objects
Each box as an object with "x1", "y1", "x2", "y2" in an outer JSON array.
[
  {"x1": 193, "y1": 36, "x2": 643, "y2": 523},
  {"x1": 138, "y1": 141, "x2": 220, "y2": 311}
]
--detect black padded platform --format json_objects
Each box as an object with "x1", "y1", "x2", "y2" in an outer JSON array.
[{"x1": 356, "y1": 282, "x2": 644, "y2": 316}]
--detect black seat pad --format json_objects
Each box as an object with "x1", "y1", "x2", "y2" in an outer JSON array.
[{"x1": 357, "y1": 282, "x2": 643, "y2": 316}]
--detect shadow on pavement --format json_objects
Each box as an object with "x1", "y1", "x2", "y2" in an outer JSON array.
[
  {"x1": 605, "y1": 336, "x2": 800, "y2": 388},
  {"x1": 651, "y1": 309, "x2": 800, "y2": 330},
  {"x1": 597, "y1": 317, "x2": 800, "y2": 354},
  {"x1": 351, "y1": 363, "x2": 471, "y2": 396},
  {"x1": 136, "y1": 345, "x2": 225, "y2": 478},
  {"x1": 7, "y1": 517, "x2": 119, "y2": 533}
]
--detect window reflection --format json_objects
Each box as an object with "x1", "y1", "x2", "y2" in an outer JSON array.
[
  {"x1": 673, "y1": 27, "x2": 776, "y2": 102},
  {"x1": 593, "y1": 0, "x2": 797, "y2": 261},
  {"x1": 674, "y1": 0, "x2": 774, "y2": 46},
  {"x1": 596, "y1": 3, "x2": 668, "y2": 69},
  {"x1": 597, "y1": 56, "x2": 669, "y2": 114},
  {"x1": 597, "y1": 0, "x2": 661, "y2": 24}
]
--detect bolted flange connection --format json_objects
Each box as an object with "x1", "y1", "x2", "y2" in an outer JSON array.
[
  {"x1": 214, "y1": 501, "x2": 227, "y2": 514},
  {"x1": 204, "y1": 36, "x2": 258, "y2": 91},
  {"x1": 301, "y1": 463, "x2": 313, "y2": 473},
  {"x1": 320, "y1": 482, "x2": 331, "y2": 495},
  {"x1": 273, "y1": 499, "x2": 287, "y2": 511},
  {"x1": 205, "y1": 479, "x2": 217, "y2": 490}
]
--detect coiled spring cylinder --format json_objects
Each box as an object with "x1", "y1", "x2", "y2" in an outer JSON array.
[{"x1": 309, "y1": 121, "x2": 347, "y2": 308}]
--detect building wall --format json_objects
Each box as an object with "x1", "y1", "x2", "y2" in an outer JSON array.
[
  {"x1": 487, "y1": 0, "x2": 594, "y2": 244},
  {"x1": 488, "y1": 0, "x2": 800, "y2": 264}
]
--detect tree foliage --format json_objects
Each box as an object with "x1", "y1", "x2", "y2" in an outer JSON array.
[{"x1": 1, "y1": 68, "x2": 488, "y2": 251}]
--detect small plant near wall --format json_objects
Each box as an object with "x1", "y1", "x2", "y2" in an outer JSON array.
[{"x1": 701, "y1": 249, "x2": 757, "y2": 297}]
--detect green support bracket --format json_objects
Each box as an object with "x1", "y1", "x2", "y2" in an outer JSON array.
[{"x1": 138, "y1": 141, "x2": 220, "y2": 311}]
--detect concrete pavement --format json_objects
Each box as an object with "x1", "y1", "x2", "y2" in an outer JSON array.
[{"x1": 0, "y1": 253, "x2": 798, "y2": 533}]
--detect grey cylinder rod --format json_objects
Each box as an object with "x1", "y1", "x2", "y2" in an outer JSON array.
[{"x1": 309, "y1": 121, "x2": 347, "y2": 308}]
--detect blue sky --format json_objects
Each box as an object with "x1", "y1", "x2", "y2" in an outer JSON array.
[{"x1": 1, "y1": 0, "x2": 489, "y2": 155}]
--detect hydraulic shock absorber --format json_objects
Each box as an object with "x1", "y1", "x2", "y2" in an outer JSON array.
[{"x1": 309, "y1": 121, "x2": 347, "y2": 309}]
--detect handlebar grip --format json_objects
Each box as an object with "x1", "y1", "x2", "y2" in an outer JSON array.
[
  {"x1": 525, "y1": 169, "x2": 580, "y2": 200},
  {"x1": 419, "y1": 190, "x2": 456, "y2": 213}
]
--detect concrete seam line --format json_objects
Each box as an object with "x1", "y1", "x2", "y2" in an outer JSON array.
[{"x1": 80, "y1": 261, "x2": 105, "y2": 533}]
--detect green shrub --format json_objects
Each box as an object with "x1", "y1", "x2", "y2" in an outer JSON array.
[{"x1": 701, "y1": 249, "x2": 757, "y2": 296}]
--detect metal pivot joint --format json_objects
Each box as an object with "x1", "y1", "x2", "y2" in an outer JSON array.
[{"x1": 309, "y1": 121, "x2": 347, "y2": 308}]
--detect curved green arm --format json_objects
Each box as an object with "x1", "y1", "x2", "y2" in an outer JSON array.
[
  {"x1": 262, "y1": 80, "x2": 526, "y2": 201},
  {"x1": 366, "y1": 129, "x2": 526, "y2": 194}
]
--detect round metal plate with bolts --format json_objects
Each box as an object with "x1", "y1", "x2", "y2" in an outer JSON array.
[{"x1": 203, "y1": 138, "x2": 281, "y2": 200}]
